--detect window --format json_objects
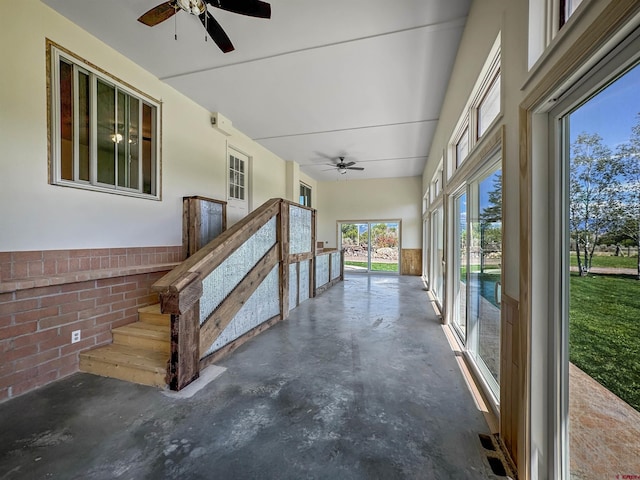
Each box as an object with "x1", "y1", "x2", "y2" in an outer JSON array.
[
  {"x1": 49, "y1": 45, "x2": 160, "y2": 198},
  {"x1": 299, "y1": 183, "x2": 312, "y2": 207},
  {"x1": 455, "y1": 124, "x2": 470, "y2": 168},
  {"x1": 559, "y1": 0, "x2": 584, "y2": 29},
  {"x1": 229, "y1": 153, "x2": 245, "y2": 200},
  {"x1": 477, "y1": 73, "x2": 501, "y2": 138},
  {"x1": 448, "y1": 34, "x2": 501, "y2": 178}
]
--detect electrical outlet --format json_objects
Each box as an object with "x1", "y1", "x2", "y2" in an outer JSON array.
[{"x1": 71, "y1": 330, "x2": 81, "y2": 344}]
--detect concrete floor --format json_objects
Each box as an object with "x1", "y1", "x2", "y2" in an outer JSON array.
[{"x1": 0, "y1": 274, "x2": 499, "y2": 479}]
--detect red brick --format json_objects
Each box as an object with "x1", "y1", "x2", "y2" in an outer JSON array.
[
  {"x1": 13, "y1": 251, "x2": 43, "y2": 262},
  {"x1": 38, "y1": 332, "x2": 69, "y2": 352},
  {"x1": 110, "y1": 248, "x2": 127, "y2": 255},
  {"x1": 14, "y1": 306, "x2": 59, "y2": 324},
  {"x1": 12, "y1": 330, "x2": 51, "y2": 348},
  {"x1": 61, "y1": 280, "x2": 95, "y2": 293},
  {"x1": 80, "y1": 257, "x2": 91, "y2": 271},
  {"x1": 43, "y1": 250, "x2": 69, "y2": 260},
  {"x1": 0, "y1": 252, "x2": 12, "y2": 262},
  {"x1": 68, "y1": 258, "x2": 81, "y2": 273},
  {"x1": 78, "y1": 305, "x2": 110, "y2": 321},
  {"x1": 14, "y1": 349, "x2": 60, "y2": 373},
  {"x1": 78, "y1": 287, "x2": 111, "y2": 300},
  {"x1": 124, "y1": 288, "x2": 151, "y2": 300},
  {"x1": 43, "y1": 259, "x2": 56, "y2": 276},
  {"x1": 28, "y1": 261, "x2": 44, "y2": 277},
  {"x1": 59, "y1": 319, "x2": 94, "y2": 338},
  {"x1": 69, "y1": 249, "x2": 92, "y2": 258},
  {"x1": 41, "y1": 292, "x2": 78, "y2": 308},
  {"x1": 39, "y1": 353, "x2": 77, "y2": 374},
  {"x1": 61, "y1": 337, "x2": 95, "y2": 356},
  {"x1": 60, "y1": 298, "x2": 95, "y2": 315},
  {"x1": 94, "y1": 311, "x2": 124, "y2": 325},
  {"x1": 38, "y1": 312, "x2": 79, "y2": 330},
  {"x1": 12, "y1": 261, "x2": 28, "y2": 279},
  {"x1": 0, "y1": 298, "x2": 39, "y2": 316},
  {"x1": 96, "y1": 277, "x2": 124, "y2": 287},
  {"x1": 16, "y1": 285, "x2": 62, "y2": 299},
  {"x1": 11, "y1": 370, "x2": 58, "y2": 397},
  {"x1": 0, "y1": 315, "x2": 11, "y2": 328},
  {"x1": 56, "y1": 260, "x2": 70, "y2": 274},
  {"x1": 95, "y1": 293, "x2": 124, "y2": 307},
  {"x1": 2, "y1": 344, "x2": 38, "y2": 362},
  {"x1": 111, "y1": 283, "x2": 137, "y2": 295},
  {"x1": 111, "y1": 299, "x2": 137, "y2": 312},
  {"x1": 0, "y1": 366, "x2": 38, "y2": 389},
  {"x1": 95, "y1": 331, "x2": 112, "y2": 344},
  {"x1": 0, "y1": 388, "x2": 9, "y2": 401},
  {"x1": 0, "y1": 322, "x2": 37, "y2": 340},
  {"x1": 0, "y1": 291, "x2": 15, "y2": 303},
  {"x1": 58, "y1": 363, "x2": 78, "y2": 379}
]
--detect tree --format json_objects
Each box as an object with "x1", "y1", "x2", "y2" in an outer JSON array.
[
  {"x1": 611, "y1": 113, "x2": 640, "y2": 279},
  {"x1": 569, "y1": 133, "x2": 616, "y2": 275},
  {"x1": 341, "y1": 224, "x2": 357, "y2": 245}
]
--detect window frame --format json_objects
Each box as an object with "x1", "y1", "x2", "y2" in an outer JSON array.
[
  {"x1": 447, "y1": 34, "x2": 502, "y2": 180},
  {"x1": 299, "y1": 182, "x2": 312, "y2": 208},
  {"x1": 48, "y1": 42, "x2": 161, "y2": 200}
]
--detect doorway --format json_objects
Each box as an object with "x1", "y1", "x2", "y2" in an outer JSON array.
[
  {"x1": 340, "y1": 221, "x2": 400, "y2": 273},
  {"x1": 227, "y1": 148, "x2": 250, "y2": 225}
]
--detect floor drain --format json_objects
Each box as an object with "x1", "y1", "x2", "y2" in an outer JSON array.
[
  {"x1": 479, "y1": 433, "x2": 496, "y2": 451},
  {"x1": 487, "y1": 456, "x2": 507, "y2": 476},
  {"x1": 478, "y1": 433, "x2": 515, "y2": 478}
]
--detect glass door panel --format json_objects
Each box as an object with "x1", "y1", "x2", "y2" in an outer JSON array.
[
  {"x1": 340, "y1": 221, "x2": 400, "y2": 273},
  {"x1": 453, "y1": 193, "x2": 467, "y2": 340},
  {"x1": 469, "y1": 168, "x2": 502, "y2": 394},
  {"x1": 341, "y1": 223, "x2": 369, "y2": 272},
  {"x1": 430, "y1": 206, "x2": 444, "y2": 304},
  {"x1": 370, "y1": 222, "x2": 399, "y2": 273}
]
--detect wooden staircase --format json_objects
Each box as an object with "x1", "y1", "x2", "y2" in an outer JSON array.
[{"x1": 79, "y1": 304, "x2": 171, "y2": 388}]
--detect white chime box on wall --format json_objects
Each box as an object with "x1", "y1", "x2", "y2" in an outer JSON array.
[{"x1": 211, "y1": 112, "x2": 233, "y2": 136}]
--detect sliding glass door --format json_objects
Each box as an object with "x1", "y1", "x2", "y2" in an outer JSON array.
[
  {"x1": 340, "y1": 221, "x2": 400, "y2": 273},
  {"x1": 451, "y1": 160, "x2": 502, "y2": 397}
]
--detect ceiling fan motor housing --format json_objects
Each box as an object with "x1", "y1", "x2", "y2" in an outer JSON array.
[{"x1": 177, "y1": 0, "x2": 206, "y2": 15}]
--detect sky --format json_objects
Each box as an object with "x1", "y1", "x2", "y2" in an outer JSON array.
[{"x1": 569, "y1": 61, "x2": 640, "y2": 149}]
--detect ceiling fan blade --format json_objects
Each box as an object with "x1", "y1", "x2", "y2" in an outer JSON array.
[
  {"x1": 343, "y1": 161, "x2": 356, "y2": 167},
  {"x1": 199, "y1": 10, "x2": 235, "y2": 53},
  {"x1": 347, "y1": 167, "x2": 365, "y2": 170},
  {"x1": 207, "y1": 0, "x2": 271, "y2": 18},
  {"x1": 138, "y1": 1, "x2": 177, "y2": 26}
]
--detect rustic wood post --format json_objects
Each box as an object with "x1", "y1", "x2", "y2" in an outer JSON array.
[
  {"x1": 159, "y1": 273, "x2": 202, "y2": 390},
  {"x1": 279, "y1": 201, "x2": 290, "y2": 319},
  {"x1": 310, "y1": 209, "x2": 317, "y2": 297}
]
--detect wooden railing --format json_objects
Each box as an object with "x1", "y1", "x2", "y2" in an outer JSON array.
[{"x1": 152, "y1": 198, "x2": 342, "y2": 390}]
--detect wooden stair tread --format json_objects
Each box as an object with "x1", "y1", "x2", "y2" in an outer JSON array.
[
  {"x1": 138, "y1": 303, "x2": 170, "y2": 326},
  {"x1": 80, "y1": 344, "x2": 168, "y2": 373},
  {"x1": 114, "y1": 322, "x2": 169, "y2": 339}
]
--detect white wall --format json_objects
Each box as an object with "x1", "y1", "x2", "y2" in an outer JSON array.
[
  {"x1": 316, "y1": 176, "x2": 422, "y2": 249},
  {"x1": 0, "y1": 0, "x2": 289, "y2": 251}
]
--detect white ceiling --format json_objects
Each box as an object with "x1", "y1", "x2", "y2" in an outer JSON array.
[{"x1": 41, "y1": 0, "x2": 470, "y2": 181}]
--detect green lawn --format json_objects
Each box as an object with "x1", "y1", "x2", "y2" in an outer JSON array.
[
  {"x1": 570, "y1": 272, "x2": 640, "y2": 411},
  {"x1": 569, "y1": 252, "x2": 638, "y2": 269},
  {"x1": 344, "y1": 261, "x2": 398, "y2": 272}
]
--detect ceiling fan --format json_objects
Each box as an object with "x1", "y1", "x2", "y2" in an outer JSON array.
[
  {"x1": 327, "y1": 157, "x2": 365, "y2": 175},
  {"x1": 137, "y1": 0, "x2": 271, "y2": 53}
]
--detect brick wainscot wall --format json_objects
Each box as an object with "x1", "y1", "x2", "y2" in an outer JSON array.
[{"x1": 0, "y1": 247, "x2": 182, "y2": 402}]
